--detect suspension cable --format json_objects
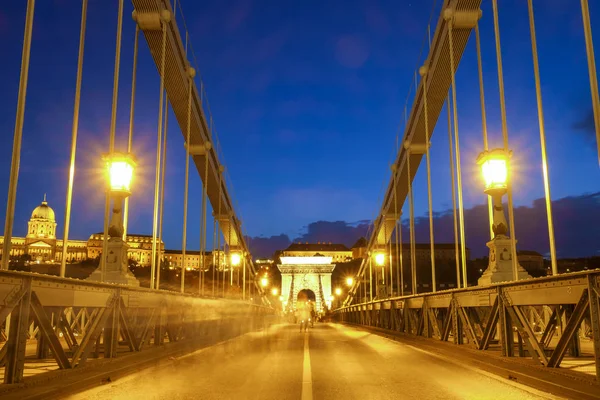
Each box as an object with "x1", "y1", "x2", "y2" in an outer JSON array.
[
  {"x1": 369, "y1": 256, "x2": 373, "y2": 301},
  {"x1": 407, "y1": 150, "x2": 417, "y2": 294},
  {"x1": 123, "y1": 24, "x2": 139, "y2": 242},
  {"x1": 446, "y1": 9, "x2": 468, "y2": 289},
  {"x1": 492, "y1": 0, "x2": 519, "y2": 280},
  {"x1": 2, "y1": 0, "x2": 35, "y2": 271},
  {"x1": 391, "y1": 164, "x2": 402, "y2": 297},
  {"x1": 60, "y1": 0, "x2": 87, "y2": 278},
  {"x1": 527, "y1": 0, "x2": 558, "y2": 276},
  {"x1": 420, "y1": 65, "x2": 436, "y2": 293},
  {"x1": 218, "y1": 165, "x2": 224, "y2": 297},
  {"x1": 447, "y1": 94, "x2": 460, "y2": 289},
  {"x1": 101, "y1": 0, "x2": 124, "y2": 283},
  {"x1": 151, "y1": 10, "x2": 170, "y2": 289},
  {"x1": 212, "y1": 216, "x2": 217, "y2": 296},
  {"x1": 580, "y1": 0, "x2": 600, "y2": 166},
  {"x1": 201, "y1": 144, "x2": 209, "y2": 296},
  {"x1": 180, "y1": 66, "x2": 194, "y2": 294},
  {"x1": 157, "y1": 97, "x2": 169, "y2": 290},
  {"x1": 475, "y1": 22, "x2": 494, "y2": 241}
]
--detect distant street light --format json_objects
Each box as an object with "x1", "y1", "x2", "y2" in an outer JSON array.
[
  {"x1": 335, "y1": 287, "x2": 342, "y2": 296},
  {"x1": 346, "y1": 277, "x2": 354, "y2": 287},
  {"x1": 271, "y1": 287, "x2": 278, "y2": 296},
  {"x1": 260, "y1": 277, "x2": 268, "y2": 287}
]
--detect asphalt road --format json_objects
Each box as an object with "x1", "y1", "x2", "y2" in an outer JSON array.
[{"x1": 67, "y1": 323, "x2": 554, "y2": 400}]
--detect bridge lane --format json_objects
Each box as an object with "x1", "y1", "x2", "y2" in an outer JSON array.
[{"x1": 69, "y1": 323, "x2": 552, "y2": 400}]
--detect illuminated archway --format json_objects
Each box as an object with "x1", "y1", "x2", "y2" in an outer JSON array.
[{"x1": 297, "y1": 289, "x2": 316, "y2": 303}]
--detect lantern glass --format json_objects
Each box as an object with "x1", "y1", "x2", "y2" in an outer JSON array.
[
  {"x1": 481, "y1": 158, "x2": 507, "y2": 191},
  {"x1": 105, "y1": 153, "x2": 136, "y2": 195}
]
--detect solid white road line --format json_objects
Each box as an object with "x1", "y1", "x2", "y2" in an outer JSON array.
[{"x1": 301, "y1": 332, "x2": 313, "y2": 400}]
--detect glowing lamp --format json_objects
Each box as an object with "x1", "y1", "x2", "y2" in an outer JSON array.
[
  {"x1": 231, "y1": 252, "x2": 241, "y2": 267},
  {"x1": 346, "y1": 277, "x2": 354, "y2": 287},
  {"x1": 104, "y1": 152, "x2": 136, "y2": 196},
  {"x1": 271, "y1": 288, "x2": 279, "y2": 296},
  {"x1": 335, "y1": 287, "x2": 342, "y2": 296},
  {"x1": 374, "y1": 252, "x2": 385, "y2": 266},
  {"x1": 260, "y1": 277, "x2": 268, "y2": 287},
  {"x1": 477, "y1": 149, "x2": 511, "y2": 194}
]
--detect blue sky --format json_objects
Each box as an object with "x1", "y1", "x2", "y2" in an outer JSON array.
[{"x1": 0, "y1": 0, "x2": 599, "y2": 257}]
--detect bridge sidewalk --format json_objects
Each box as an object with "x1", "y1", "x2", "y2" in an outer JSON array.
[{"x1": 337, "y1": 323, "x2": 600, "y2": 400}]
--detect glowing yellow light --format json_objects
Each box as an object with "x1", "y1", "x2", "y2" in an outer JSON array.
[
  {"x1": 335, "y1": 287, "x2": 342, "y2": 296},
  {"x1": 477, "y1": 149, "x2": 510, "y2": 192},
  {"x1": 271, "y1": 288, "x2": 279, "y2": 296},
  {"x1": 374, "y1": 252, "x2": 385, "y2": 266},
  {"x1": 105, "y1": 152, "x2": 136, "y2": 195},
  {"x1": 260, "y1": 277, "x2": 268, "y2": 287},
  {"x1": 346, "y1": 277, "x2": 354, "y2": 286},
  {"x1": 231, "y1": 252, "x2": 241, "y2": 266},
  {"x1": 279, "y1": 295, "x2": 284, "y2": 301}
]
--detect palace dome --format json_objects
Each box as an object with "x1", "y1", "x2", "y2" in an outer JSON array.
[{"x1": 31, "y1": 195, "x2": 55, "y2": 221}]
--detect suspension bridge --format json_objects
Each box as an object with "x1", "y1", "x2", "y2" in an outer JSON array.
[{"x1": 0, "y1": 0, "x2": 599, "y2": 399}]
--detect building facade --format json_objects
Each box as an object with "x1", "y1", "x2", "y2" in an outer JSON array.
[{"x1": 0, "y1": 196, "x2": 208, "y2": 268}]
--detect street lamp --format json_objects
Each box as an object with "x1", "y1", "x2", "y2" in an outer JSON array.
[
  {"x1": 476, "y1": 149, "x2": 530, "y2": 285},
  {"x1": 271, "y1": 287, "x2": 279, "y2": 296},
  {"x1": 335, "y1": 287, "x2": 342, "y2": 296},
  {"x1": 88, "y1": 152, "x2": 139, "y2": 286},
  {"x1": 231, "y1": 252, "x2": 241, "y2": 267},
  {"x1": 346, "y1": 276, "x2": 354, "y2": 287},
  {"x1": 374, "y1": 252, "x2": 385, "y2": 266}
]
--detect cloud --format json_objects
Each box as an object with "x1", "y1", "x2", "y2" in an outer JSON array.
[
  {"x1": 293, "y1": 220, "x2": 370, "y2": 247},
  {"x1": 572, "y1": 107, "x2": 595, "y2": 139},
  {"x1": 246, "y1": 192, "x2": 600, "y2": 260},
  {"x1": 246, "y1": 234, "x2": 291, "y2": 259},
  {"x1": 408, "y1": 191, "x2": 600, "y2": 259}
]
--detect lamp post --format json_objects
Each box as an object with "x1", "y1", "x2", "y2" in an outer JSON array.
[
  {"x1": 374, "y1": 251, "x2": 387, "y2": 298},
  {"x1": 88, "y1": 152, "x2": 140, "y2": 286},
  {"x1": 477, "y1": 149, "x2": 530, "y2": 285}
]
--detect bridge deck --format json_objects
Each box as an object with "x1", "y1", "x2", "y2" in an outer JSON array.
[{"x1": 50, "y1": 323, "x2": 599, "y2": 400}]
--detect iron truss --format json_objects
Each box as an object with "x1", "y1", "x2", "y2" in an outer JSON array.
[
  {"x1": 0, "y1": 271, "x2": 272, "y2": 385},
  {"x1": 334, "y1": 270, "x2": 600, "y2": 379}
]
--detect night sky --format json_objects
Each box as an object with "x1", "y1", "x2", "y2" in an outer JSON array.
[{"x1": 0, "y1": 0, "x2": 599, "y2": 259}]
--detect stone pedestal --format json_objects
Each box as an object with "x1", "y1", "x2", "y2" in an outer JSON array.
[
  {"x1": 478, "y1": 236, "x2": 531, "y2": 286},
  {"x1": 88, "y1": 238, "x2": 140, "y2": 286}
]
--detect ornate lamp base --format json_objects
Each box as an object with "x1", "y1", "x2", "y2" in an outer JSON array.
[
  {"x1": 478, "y1": 236, "x2": 531, "y2": 286},
  {"x1": 88, "y1": 238, "x2": 140, "y2": 286}
]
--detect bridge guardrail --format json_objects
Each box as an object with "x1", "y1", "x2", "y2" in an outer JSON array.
[
  {"x1": 0, "y1": 270, "x2": 274, "y2": 384},
  {"x1": 334, "y1": 270, "x2": 600, "y2": 380}
]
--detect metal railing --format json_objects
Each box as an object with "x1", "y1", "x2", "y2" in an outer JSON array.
[
  {"x1": 0, "y1": 270, "x2": 273, "y2": 385},
  {"x1": 334, "y1": 270, "x2": 600, "y2": 379}
]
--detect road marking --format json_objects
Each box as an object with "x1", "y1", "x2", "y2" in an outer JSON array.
[{"x1": 301, "y1": 333, "x2": 313, "y2": 400}]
